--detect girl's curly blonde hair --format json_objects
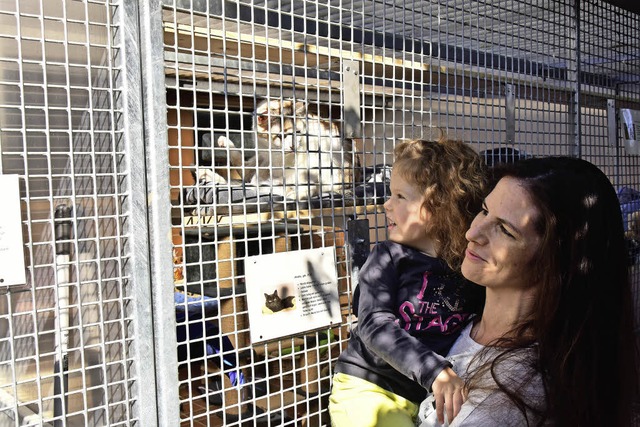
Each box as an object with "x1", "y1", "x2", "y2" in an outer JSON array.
[{"x1": 392, "y1": 136, "x2": 487, "y2": 270}]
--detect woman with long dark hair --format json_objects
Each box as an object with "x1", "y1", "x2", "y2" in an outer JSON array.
[{"x1": 418, "y1": 156, "x2": 638, "y2": 426}]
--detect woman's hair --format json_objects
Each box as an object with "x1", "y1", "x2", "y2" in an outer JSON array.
[
  {"x1": 474, "y1": 156, "x2": 638, "y2": 426},
  {"x1": 392, "y1": 137, "x2": 486, "y2": 270}
]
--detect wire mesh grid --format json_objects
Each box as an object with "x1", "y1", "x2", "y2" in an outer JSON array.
[
  {"x1": 161, "y1": 0, "x2": 640, "y2": 426},
  {"x1": 0, "y1": 0, "x2": 638, "y2": 426},
  {"x1": 0, "y1": 0, "x2": 141, "y2": 425}
]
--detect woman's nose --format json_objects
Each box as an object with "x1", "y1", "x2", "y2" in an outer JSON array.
[{"x1": 465, "y1": 214, "x2": 485, "y2": 243}]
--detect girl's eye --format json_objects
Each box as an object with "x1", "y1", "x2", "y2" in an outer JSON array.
[{"x1": 480, "y1": 207, "x2": 488, "y2": 216}]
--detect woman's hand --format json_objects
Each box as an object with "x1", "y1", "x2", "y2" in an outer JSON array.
[{"x1": 431, "y1": 367, "x2": 467, "y2": 424}]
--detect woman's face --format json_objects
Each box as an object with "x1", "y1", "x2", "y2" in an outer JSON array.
[
  {"x1": 383, "y1": 169, "x2": 433, "y2": 254},
  {"x1": 462, "y1": 177, "x2": 542, "y2": 289}
]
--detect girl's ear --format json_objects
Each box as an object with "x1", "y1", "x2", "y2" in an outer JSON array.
[{"x1": 420, "y1": 204, "x2": 432, "y2": 223}]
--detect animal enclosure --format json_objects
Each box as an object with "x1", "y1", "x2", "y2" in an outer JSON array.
[{"x1": 0, "y1": 0, "x2": 638, "y2": 426}]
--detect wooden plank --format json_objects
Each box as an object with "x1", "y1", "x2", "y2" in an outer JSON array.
[{"x1": 181, "y1": 204, "x2": 384, "y2": 227}]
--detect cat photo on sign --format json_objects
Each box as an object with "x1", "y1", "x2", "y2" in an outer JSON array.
[
  {"x1": 262, "y1": 287, "x2": 296, "y2": 315},
  {"x1": 244, "y1": 247, "x2": 341, "y2": 344}
]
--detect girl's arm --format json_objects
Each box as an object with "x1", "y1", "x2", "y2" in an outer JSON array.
[{"x1": 356, "y1": 243, "x2": 459, "y2": 402}]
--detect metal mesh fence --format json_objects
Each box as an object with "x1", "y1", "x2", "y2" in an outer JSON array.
[
  {"x1": 162, "y1": 1, "x2": 640, "y2": 426},
  {"x1": 0, "y1": 0, "x2": 153, "y2": 425},
  {"x1": 0, "y1": 0, "x2": 638, "y2": 426}
]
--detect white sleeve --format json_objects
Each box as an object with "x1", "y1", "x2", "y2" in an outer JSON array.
[
  {"x1": 450, "y1": 390, "x2": 539, "y2": 427},
  {"x1": 417, "y1": 388, "x2": 540, "y2": 427},
  {"x1": 415, "y1": 393, "x2": 521, "y2": 427},
  {"x1": 415, "y1": 395, "x2": 443, "y2": 427}
]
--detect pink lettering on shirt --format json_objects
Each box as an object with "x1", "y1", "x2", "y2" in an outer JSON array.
[
  {"x1": 398, "y1": 301, "x2": 414, "y2": 331},
  {"x1": 416, "y1": 271, "x2": 430, "y2": 300}
]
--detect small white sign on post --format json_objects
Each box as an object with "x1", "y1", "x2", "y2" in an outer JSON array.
[
  {"x1": 244, "y1": 246, "x2": 342, "y2": 344},
  {"x1": 0, "y1": 175, "x2": 27, "y2": 287},
  {"x1": 621, "y1": 108, "x2": 640, "y2": 155}
]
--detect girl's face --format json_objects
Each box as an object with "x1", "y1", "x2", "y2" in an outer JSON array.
[
  {"x1": 383, "y1": 169, "x2": 435, "y2": 255},
  {"x1": 461, "y1": 177, "x2": 542, "y2": 289}
]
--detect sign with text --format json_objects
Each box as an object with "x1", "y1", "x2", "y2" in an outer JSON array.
[
  {"x1": 244, "y1": 246, "x2": 341, "y2": 344},
  {"x1": 621, "y1": 108, "x2": 640, "y2": 155},
  {"x1": 0, "y1": 175, "x2": 26, "y2": 287}
]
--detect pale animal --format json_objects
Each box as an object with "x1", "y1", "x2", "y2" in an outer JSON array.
[{"x1": 208, "y1": 98, "x2": 358, "y2": 200}]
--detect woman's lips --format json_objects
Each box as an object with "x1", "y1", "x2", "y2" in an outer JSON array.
[{"x1": 465, "y1": 248, "x2": 486, "y2": 262}]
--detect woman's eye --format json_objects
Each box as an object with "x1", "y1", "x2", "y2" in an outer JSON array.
[
  {"x1": 499, "y1": 224, "x2": 515, "y2": 238},
  {"x1": 480, "y1": 207, "x2": 488, "y2": 216}
]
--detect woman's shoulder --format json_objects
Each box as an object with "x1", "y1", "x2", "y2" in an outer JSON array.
[
  {"x1": 417, "y1": 370, "x2": 546, "y2": 427},
  {"x1": 418, "y1": 342, "x2": 545, "y2": 427},
  {"x1": 457, "y1": 374, "x2": 546, "y2": 426},
  {"x1": 463, "y1": 348, "x2": 546, "y2": 425},
  {"x1": 465, "y1": 345, "x2": 542, "y2": 395},
  {"x1": 447, "y1": 327, "x2": 541, "y2": 385}
]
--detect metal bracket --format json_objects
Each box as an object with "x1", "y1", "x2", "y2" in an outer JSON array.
[
  {"x1": 347, "y1": 218, "x2": 370, "y2": 319},
  {"x1": 607, "y1": 99, "x2": 616, "y2": 148},
  {"x1": 343, "y1": 60, "x2": 362, "y2": 139},
  {"x1": 505, "y1": 84, "x2": 515, "y2": 145}
]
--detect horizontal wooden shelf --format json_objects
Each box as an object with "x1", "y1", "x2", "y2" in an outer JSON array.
[{"x1": 181, "y1": 204, "x2": 384, "y2": 227}]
